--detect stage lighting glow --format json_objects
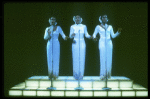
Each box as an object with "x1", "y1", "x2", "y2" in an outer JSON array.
[
  {"x1": 39, "y1": 80, "x2": 51, "y2": 87},
  {"x1": 9, "y1": 90, "x2": 22, "y2": 96},
  {"x1": 94, "y1": 91, "x2": 107, "y2": 97},
  {"x1": 65, "y1": 91, "x2": 78, "y2": 97},
  {"x1": 93, "y1": 81, "x2": 105, "y2": 88},
  {"x1": 80, "y1": 80, "x2": 92, "y2": 88},
  {"x1": 53, "y1": 81, "x2": 65, "y2": 88},
  {"x1": 136, "y1": 91, "x2": 148, "y2": 97},
  {"x1": 51, "y1": 91, "x2": 64, "y2": 96},
  {"x1": 80, "y1": 91, "x2": 93, "y2": 97},
  {"x1": 37, "y1": 91, "x2": 50, "y2": 96},
  {"x1": 120, "y1": 81, "x2": 133, "y2": 88},
  {"x1": 23, "y1": 91, "x2": 36, "y2": 96},
  {"x1": 122, "y1": 91, "x2": 135, "y2": 97},
  {"x1": 108, "y1": 91, "x2": 121, "y2": 97},
  {"x1": 25, "y1": 80, "x2": 39, "y2": 87},
  {"x1": 9, "y1": 76, "x2": 148, "y2": 97}
]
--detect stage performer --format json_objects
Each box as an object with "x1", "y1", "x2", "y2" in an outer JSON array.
[
  {"x1": 92, "y1": 15, "x2": 122, "y2": 80},
  {"x1": 44, "y1": 17, "x2": 68, "y2": 80},
  {"x1": 69, "y1": 15, "x2": 92, "y2": 80}
]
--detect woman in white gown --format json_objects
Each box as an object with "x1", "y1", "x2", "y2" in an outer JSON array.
[
  {"x1": 92, "y1": 15, "x2": 122, "y2": 79},
  {"x1": 69, "y1": 15, "x2": 92, "y2": 80},
  {"x1": 44, "y1": 17, "x2": 68, "y2": 79}
]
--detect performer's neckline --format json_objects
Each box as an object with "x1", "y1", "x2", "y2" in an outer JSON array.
[
  {"x1": 99, "y1": 24, "x2": 109, "y2": 30},
  {"x1": 50, "y1": 25, "x2": 57, "y2": 32}
]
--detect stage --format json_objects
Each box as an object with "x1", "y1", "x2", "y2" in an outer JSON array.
[{"x1": 9, "y1": 76, "x2": 148, "y2": 97}]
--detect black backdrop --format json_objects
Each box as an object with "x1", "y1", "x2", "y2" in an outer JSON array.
[{"x1": 4, "y1": 2, "x2": 147, "y2": 96}]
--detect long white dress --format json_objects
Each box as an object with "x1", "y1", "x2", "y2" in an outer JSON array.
[
  {"x1": 44, "y1": 25, "x2": 66, "y2": 78},
  {"x1": 69, "y1": 24, "x2": 91, "y2": 80},
  {"x1": 92, "y1": 24, "x2": 120, "y2": 78}
]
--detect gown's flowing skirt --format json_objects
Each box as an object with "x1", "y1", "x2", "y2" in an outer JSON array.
[
  {"x1": 47, "y1": 39, "x2": 60, "y2": 78},
  {"x1": 72, "y1": 39, "x2": 86, "y2": 80},
  {"x1": 99, "y1": 38, "x2": 113, "y2": 78}
]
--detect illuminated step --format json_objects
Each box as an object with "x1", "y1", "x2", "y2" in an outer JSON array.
[
  {"x1": 25, "y1": 76, "x2": 133, "y2": 88},
  {"x1": 9, "y1": 83, "x2": 148, "y2": 97}
]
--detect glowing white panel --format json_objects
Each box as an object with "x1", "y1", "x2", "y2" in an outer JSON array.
[
  {"x1": 28, "y1": 76, "x2": 38, "y2": 79},
  {"x1": 25, "y1": 80, "x2": 39, "y2": 87},
  {"x1": 37, "y1": 87, "x2": 47, "y2": 90},
  {"x1": 107, "y1": 81, "x2": 119, "y2": 88},
  {"x1": 58, "y1": 76, "x2": 68, "y2": 80},
  {"x1": 25, "y1": 86, "x2": 38, "y2": 90},
  {"x1": 14, "y1": 82, "x2": 25, "y2": 87},
  {"x1": 53, "y1": 81, "x2": 65, "y2": 88},
  {"x1": 66, "y1": 81, "x2": 78, "y2": 88},
  {"x1": 83, "y1": 76, "x2": 93, "y2": 80},
  {"x1": 93, "y1": 81, "x2": 105, "y2": 88},
  {"x1": 65, "y1": 91, "x2": 78, "y2": 97},
  {"x1": 51, "y1": 91, "x2": 64, "y2": 96},
  {"x1": 120, "y1": 88, "x2": 133, "y2": 90},
  {"x1": 39, "y1": 80, "x2": 51, "y2": 87},
  {"x1": 122, "y1": 91, "x2": 135, "y2": 97},
  {"x1": 120, "y1": 81, "x2": 132, "y2": 88},
  {"x1": 108, "y1": 91, "x2": 121, "y2": 97},
  {"x1": 133, "y1": 84, "x2": 147, "y2": 90},
  {"x1": 11, "y1": 86, "x2": 25, "y2": 89},
  {"x1": 111, "y1": 88, "x2": 120, "y2": 90},
  {"x1": 65, "y1": 88, "x2": 75, "y2": 90},
  {"x1": 136, "y1": 91, "x2": 148, "y2": 97},
  {"x1": 37, "y1": 91, "x2": 50, "y2": 96},
  {"x1": 9, "y1": 90, "x2": 22, "y2": 96},
  {"x1": 94, "y1": 91, "x2": 107, "y2": 97},
  {"x1": 67, "y1": 76, "x2": 75, "y2": 80},
  {"x1": 23, "y1": 91, "x2": 36, "y2": 96},
  {"x1": 40, "y1": 76, "x2": 49, "y2": 79},
  {"x1": 80, "y1": 91, "x2": 93, "y2": 97},
  {"x1": 80, "y1": 81, "x2": 92, "y2": 88}
]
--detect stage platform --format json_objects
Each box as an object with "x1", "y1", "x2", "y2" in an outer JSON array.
[{"x1": 9, "y1": 76, "x2": 148, "y2": 97}]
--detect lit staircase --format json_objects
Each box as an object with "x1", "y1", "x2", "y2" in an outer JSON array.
[{"x1": 9, "y1": 76, "x2": 148, "y2": 97}]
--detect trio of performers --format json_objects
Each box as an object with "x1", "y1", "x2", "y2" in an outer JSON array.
[{"x1": 44, "y1": 15, "x2": 122, "y2": 80}]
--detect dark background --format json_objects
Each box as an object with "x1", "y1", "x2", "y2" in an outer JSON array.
[{"x1": 4, "y1": 2, "x2": 147, "y2": 96}]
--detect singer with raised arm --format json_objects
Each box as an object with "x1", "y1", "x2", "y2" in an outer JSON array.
[
  {"x1": 92, "y1": 15, "x2": 122, "y2": 80},
  {"x1": 44, "y1": 17, "x2": 68, "y2": 80},
  {"x1": 69, "y1": 15, "x2": 92, "y2": 80}
]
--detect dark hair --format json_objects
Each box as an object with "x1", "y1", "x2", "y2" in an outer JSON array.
[
  {"x1": 50, "y1": 17, "x2": 56, "y2": 20},
  {"x1": 101, "y1": 15, "x2": 107, "y2": 19}
]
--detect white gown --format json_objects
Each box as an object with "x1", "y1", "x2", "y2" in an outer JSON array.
[
  {"x1": 69, "y1": 24, "x2": 91, "y2": 80},
  {"x1": 92, "y1": 24, "x2": 120, "y2": 78},
  {"x1": 44, "y1": 26, "x2": 66, "y2": 78}
]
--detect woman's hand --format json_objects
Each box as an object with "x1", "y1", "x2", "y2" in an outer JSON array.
[
  {"x1": 65, "y1": 36, "x2": 69, "y2": 40},
  {"x1": 71, "y1": 33, "x2": 76, "y2": 37},
  {"x1": 89, "y1": 36, "x2": 93, "y2": 39},
  {"x1": 93, "y1": 37, "x2": 97, "y2": 41},
  {"x1": 118, "y1": 28, "x2": 122, "y2": 33},
  {"x1": 48, "y1": 29, "x2": 51, "y2": 35}
]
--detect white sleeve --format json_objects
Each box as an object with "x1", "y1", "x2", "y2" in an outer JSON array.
[
  {"x1": 69, "y1": 26, "x2": 74, "y2": 38},
  {"x1": 110, "y1": 26, "x2": 120, "y2": 38},
  {"x1": 58, "y1": 26, "x2": 66, "y2": 40},
  {"x1": 44, "y1": 27, "x2": 50, "y2": 40},
  {"x1": 92, "y1": 25, "x2": 99, "y2": 38},
  {"x1": 84, "y1": 25, "x2": 91, "y2": 38}
]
